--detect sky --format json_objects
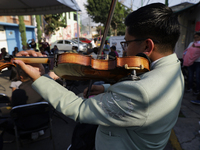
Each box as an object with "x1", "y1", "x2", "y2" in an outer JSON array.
[
  {"x1": 123, "y1": 0, "x2": 199, "y2": 10},
  {"x1": 75, "y1": 0, "x2": 199, "y2": 26},
  {"x1": 76, "y1": 0, "x2": 199, "y2": 13}
]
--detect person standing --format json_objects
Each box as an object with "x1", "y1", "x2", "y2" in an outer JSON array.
[
  {"x1": 103, "y1": 40, "x2": 110, "y2": 57},
  {"x1": 183, "y1": 32, "x2": 200, "y2": 94},
  {"x1": 41, "y1": 38, "x2": 50, "y2": 54},
  {"x1": 12, "y1": 47, "x2": 19, "y2": 57},
  {"x1": 15, "y1": 3, "x2": 184, "y2": 150},
  {"x1": 28, "y1": 39, "x2": 37, "y2": 50},
  {"x1": 50, "y1": 45, "x2": 59, "y2": 55}
]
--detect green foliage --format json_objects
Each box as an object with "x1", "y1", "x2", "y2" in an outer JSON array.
[
  {"x1": 18, "y1": 16, "x2": 27, "y2": 47},
  {"x1": 85, "y1": 0, "x2": 111, "y2": 26},
  {"x1": 111, "y1": 2, "x2": 132, "y2": 35},
  {"x1": 44, "y1": 14, "x2": 67, "y2": 35},
  {"x1": 96, "y1": 25, "x2": 104, "y2": 35},
  {"x1": 85, "y1": 0, "x2": 131, "y2": 36}
]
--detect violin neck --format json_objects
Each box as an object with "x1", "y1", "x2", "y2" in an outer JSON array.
[{"x1": 14, "y1": 56, "x2": 53, "y2": 64}]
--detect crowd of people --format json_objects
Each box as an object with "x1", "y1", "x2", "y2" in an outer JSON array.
[{"x1": 0, "y1": 38, "x2": 54, "y2": 61}]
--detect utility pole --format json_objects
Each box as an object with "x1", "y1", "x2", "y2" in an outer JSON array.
[
  {"x1": 89, "y1": 17, "x2": 91, "y2": 38},
  {"x1": 76, "y1": 11, "x2": 79, "y2": 50}
]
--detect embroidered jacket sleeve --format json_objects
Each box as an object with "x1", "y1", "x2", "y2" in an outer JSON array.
[{"x1": 32, "y1": 76, "x2": 148, "y2": 128}]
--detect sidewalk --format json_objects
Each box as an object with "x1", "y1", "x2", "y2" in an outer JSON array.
[{"x1": 169, "y1": 91, "x2": 200, "y2": 150}]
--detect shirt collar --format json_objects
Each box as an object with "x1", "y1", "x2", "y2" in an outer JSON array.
[{"x1": 150, "y1": 58, "x2": 162, "y2": 69}]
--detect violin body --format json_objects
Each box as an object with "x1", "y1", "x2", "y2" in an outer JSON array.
[{"x1": 53, "y1": 53, "x2": 150, "y2": 83}]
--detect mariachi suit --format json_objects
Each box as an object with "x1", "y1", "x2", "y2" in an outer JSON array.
[{"x1": 32, "y1": 53, "x2": 184, "y2": 150}]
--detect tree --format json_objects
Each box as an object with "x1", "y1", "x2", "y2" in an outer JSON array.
[
  {"x1": 44, "y1": 14, "x2": 67, "y2": 36},
  {"x1": 96, "y1": 25, "x2": 105, "y2": 36},
  {"x1": 18, "y1": 16, "x2": 27, "y2": 48},
  {"x1": 111, "y1": 2, "x2": 131, "y2": 36},
  {"x1": 36, "y1": 15, "x2": 42, "y2": 49},
  {"x1": 85, "y1": 0, "x2": 131, "y2": 36}
]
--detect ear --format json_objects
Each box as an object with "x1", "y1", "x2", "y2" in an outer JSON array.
[{"x1": 143, "y1": 39, "x2": 154, "y2": 56}]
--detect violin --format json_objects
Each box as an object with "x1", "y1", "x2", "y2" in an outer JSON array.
[
  {"x1": 53, "y1": 53, "x2": 150, "y2": 83},
  {"x1": 0, "y1": 60, "x2": 15, "y2": 70},
  {"x1": 0, "y1": 52, "x2": 150, "y2": 84}
]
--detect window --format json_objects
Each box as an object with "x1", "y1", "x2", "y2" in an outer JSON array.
[
  {"x1": 68, "y1": 13, "x2": 70, "y2": 19},
  {"x1": 11, "y1": 16, "x2": 18, "y2": 19},
  {"x1": 65, "y1": 40, "x2": 71, "y2": 44},
  {"x1": 57, "y1": 40, "x2": 63, "y2": 44},
  {"x1": 24, "y1": 16, "x2": 29, "y2": 21},
  {"x1": 74, "y1": 13, "x2": 77, "y2": 21},
  {"x1": 80, "y1": 38, "x2": 84, "y2": 41}
]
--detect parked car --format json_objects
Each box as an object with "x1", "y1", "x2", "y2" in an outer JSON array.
[
  {"x1": 50, "y1": 39, "x2": 87, "y2": 52},
  {"x1": 70, "y1": 39, "x2": 88, "y2": 48},
  {"x1": 73, "y1": 37, "x2": 91, "y2": 44},
  {"x1": 73, "y1": 37, "x2": 93, "y2": 48}
]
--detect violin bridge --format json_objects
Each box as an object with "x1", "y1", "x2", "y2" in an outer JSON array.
[{"x1": 124, "y1": 64, "x2": 144, "y2": 70}]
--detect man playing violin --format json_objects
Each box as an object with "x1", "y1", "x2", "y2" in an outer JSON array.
[{"x1": 14, "y1": 3, "x2": 184, "y2": 150}]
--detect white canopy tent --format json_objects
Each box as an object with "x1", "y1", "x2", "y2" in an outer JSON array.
[
  {"x1": 0, "y1": 0, "x2": 81, "y2": 16},
  {"x1": 0, "y1": 0, "x2": 81, "y2": 51}
]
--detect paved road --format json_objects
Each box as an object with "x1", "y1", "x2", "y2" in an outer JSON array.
[{"x1": 0, "y1": 69, "x2": 175, "y2": 150}]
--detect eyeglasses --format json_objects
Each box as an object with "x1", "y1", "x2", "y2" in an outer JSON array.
[{"x1": 120, "y1": 38, "x2": 160, "y2": 51}]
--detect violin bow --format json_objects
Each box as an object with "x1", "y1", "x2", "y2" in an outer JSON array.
[
  {"x1": 86, "y1": 0, "x2": 117, "y2": 98},
  {"x1": 97, "y1": 0, "x2": 117, "y2": 59}
]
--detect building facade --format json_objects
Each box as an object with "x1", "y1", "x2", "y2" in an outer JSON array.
[
  {"x1": 0, "y1": 16, "x2": 35, "y2": 54},
  {"x1": 171, "y1": 2, "x2": 200, "y2": 59},
  {"x1": 50, "y1": 12, "x2": 80, "y2": 43}
]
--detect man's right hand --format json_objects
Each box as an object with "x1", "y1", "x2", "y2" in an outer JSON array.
[
  {"x1": 14, "y1": 50, "x2": 46, "y2": 81},
  {"x1": 83, "y1": 85, "x2": 104, "y2": 98}
]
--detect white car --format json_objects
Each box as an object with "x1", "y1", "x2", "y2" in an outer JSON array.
[
  {"x1": 71, "y1": 39, "x2": 88, "y2": 48},
  {"x1": 50, "y1": 39, "x2": 87, "y2": 52}
]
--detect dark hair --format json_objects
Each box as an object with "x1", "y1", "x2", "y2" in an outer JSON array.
[
  {"x1": 16, "y1": 65, "x2": 30, "y2": 80},
  {"x1": 11, "y1": 89, "x2": 28, "y2": 106},
  {"x1": 110, "y1": 46, "x2": 116, "y2": 50},
  {"x1": 10, "y1": 67, "x2": 19, "y2": 81},
  {"x1": 125, "y1": 3, "x2": 180, "y2": 52},
  {"x1": 93, "y1": 47, "x2": 98, "y2": 54},
  {"x1": 194, "y1": 32, "x2": 200, "y2": 37},
  {"x1": 1, "y1": 47, "x2": 6, "y2": 51}
]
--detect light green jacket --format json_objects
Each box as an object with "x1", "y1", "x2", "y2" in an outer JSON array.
[{"x1": 32, "y1": 53, "x2": 184, "y2": 150}]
